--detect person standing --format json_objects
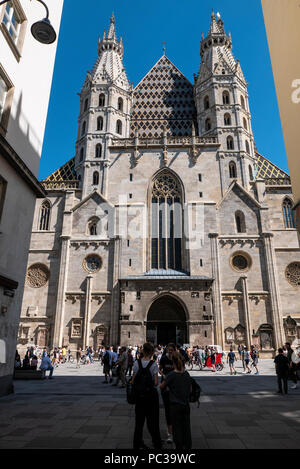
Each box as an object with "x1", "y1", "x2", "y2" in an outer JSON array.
[
  {"x1": 227, "y1": 347, "x2": 237, "y2": 375},
  {"x1": 76, "y1": 347, "x2": 82, "y2": 368},
  {"x1": 285, "y1": 342, "x2": 298, "y2": 389},
  {"x1": 126, "y1": 348, "x2": 134, "y2": 377},
  {"x1": 160, "y1": 352, "x2": 192, "y2": 450},
  {"x1": 132, "y1": 342, "x2": 162, "y2": 450},
  {"x1": 159, "y1": 343, "x2": 176, "y2": 444},
  {"x1": 113, "y1": 347, "x2": 127, "y2": 388},
  {"x1": 102, "y1": 346, "x2": 112, "y2": 383},
  {"x1": 238, "y1": 344, "x2": 242, "y2": 361},
  {"x1": 274, "y1": 348, "x2": 289, "y2": 394}
]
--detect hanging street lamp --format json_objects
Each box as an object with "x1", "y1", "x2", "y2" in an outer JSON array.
[{"x1": 0, "y1": 0, "x2": 57, "y2": 44}]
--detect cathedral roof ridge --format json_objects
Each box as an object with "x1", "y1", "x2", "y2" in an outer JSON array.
[
  {"x1": 216, "y1": 180, "x2": 263, "y2": 210},
  {"x1": 71, "y1": 190, "x2": 114, "y2": 213}
]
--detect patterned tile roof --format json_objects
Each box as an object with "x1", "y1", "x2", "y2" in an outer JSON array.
[
  {"x1": 44, "y1": 157, "x2": 76, "y2": 182},
  {"x1": 256, "y1": 152, "x2": 289, "y2": 180},
  {"x1": 129, "y1": 55, "x2": 197, "y2": 138}
]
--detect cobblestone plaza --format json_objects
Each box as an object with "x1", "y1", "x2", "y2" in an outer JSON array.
[{"x1": 1, "y1": 360, "x2": 300, "y2": 450}]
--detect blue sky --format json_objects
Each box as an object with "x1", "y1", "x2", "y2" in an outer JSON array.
[{"x1": 39, "y1": 0, "x2": 288, "y2": 180}]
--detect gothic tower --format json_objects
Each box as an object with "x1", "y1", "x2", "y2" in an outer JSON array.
[
  {"x1": 75, "y1": 14, "x2": 132, "y2": 198},
  {"x1": 194, "y1": 12, "x2": 256, "y2": 193}
]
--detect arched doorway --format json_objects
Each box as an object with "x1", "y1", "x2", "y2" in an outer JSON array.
[{"x1": 146, "y1": 295, "x2": 187, "y2": 346}]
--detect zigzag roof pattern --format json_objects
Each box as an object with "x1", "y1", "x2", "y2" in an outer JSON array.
[{"x1": 129, "y1": 55, "x2": 197, "y2": 138}]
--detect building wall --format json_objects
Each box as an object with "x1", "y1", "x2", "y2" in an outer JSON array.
[
  {"x1": 0, "y1": 0, "x2": 64, "y2": 175},
  {"x1": 0, "y1": 0, "x2": 64, "y2": 396}
]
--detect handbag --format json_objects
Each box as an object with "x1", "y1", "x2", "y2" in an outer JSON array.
[{"x1": 126, "y1": 378, "x2": 136, "y2": 405}]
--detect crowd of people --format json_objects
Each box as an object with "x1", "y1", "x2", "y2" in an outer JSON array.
[{"x1": 14, "y1": 340, "x2": 300, "y2": 449}]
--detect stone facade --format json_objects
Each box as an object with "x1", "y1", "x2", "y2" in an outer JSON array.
[{"x1": 18, "y1": 13, "x2": 300, "y2": 358}]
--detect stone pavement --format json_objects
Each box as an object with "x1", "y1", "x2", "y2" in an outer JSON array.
[{"x1": 0, "y1": 359, "x2": 300, "y2": 449}]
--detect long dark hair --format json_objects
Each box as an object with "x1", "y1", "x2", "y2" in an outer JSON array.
[{"x1": 172, "y1": 352, "x2": 184, "y2": 372}]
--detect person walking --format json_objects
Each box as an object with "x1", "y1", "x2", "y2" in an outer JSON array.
[
  {"x1": 227, "y1": 347, "x2": 237, "y2": 375},
  {"x1": 132, "y1": 342, "x2": 162, "y2": 450},
  {"x1": 160, "y1": 352, "x2": 192, "y2": 450},
  {"x1": 159, "y1": 343, "x2": 176, "y2": 444},
  {"x1": 274, "y1": 348, "x2": 289, "y2": 394},
  {"x1": 251, "y1": 346, "x2": 259, "y2": 375},
  {"x1": 210, "y1": 347, "x2": 216, "y2": 372},
  {"x1": 243, "y1": 346, "x2": 251, "y2": 374}
]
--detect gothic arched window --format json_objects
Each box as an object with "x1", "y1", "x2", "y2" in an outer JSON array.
[
  {"x1": 229, "y1": 161, "x2": 237, "y2": 179},
  {"x1": 227, "y1": 136, "x2": 234, "y2": 150},
  {"x1": 235, "y1": 211, "x2": 246, "y2": 233},
  {"x1": 223, "y1": 91, "x2": 230, "y2": 105},
  {"x1": 241, "y1": 95, "x2": 246, "y2": 109},
  {"x1": 243, "y1": 118, "x2": 248, "y2": 130},
  {"x1": 97, "y1": 116, "x2": 103, "y2": 131},
  {"x1": 224, "y1": 113, "x2": 231, "y2": 126},
  {"x1": 151, "y1": 171, "x2": 183, "y2": 271},
  {"x1": 204, "y1": 96, "x2": 210, "y2": 110},
  {"x1": 95, "y1": 144, "x2": 102, "y2": 158},
  {"x1": 99, "y1": 94, "x2": 105, "y2": 107},
  {"x1": 84, "y1": 99, "x2": 88, "y2": 112},
  {"x1": 118, "y1": 97, "x2": 123, "y2": 111},
  {"x1": 93, "y1": 171, "x2": 99, "y2": 186},
  {"x1": 283, "y1": 198, "x2": 295, "y2": 229},
  {"x1": 39, "y1": 200, "x2": 51, "y2": 231},
  {"x1": 205, "y1": 118, "x2": 211, "y2": 131},
  {"x1": 81, "y1": 121, "x2": 86, "y2": 136},
  {"x1": 116, "y1": 120, "x2": 122, "y2": 135}
]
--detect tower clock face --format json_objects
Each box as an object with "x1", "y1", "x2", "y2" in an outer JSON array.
[{"x1": 83, "y1": 255, "x2": 102, "y2": 273}]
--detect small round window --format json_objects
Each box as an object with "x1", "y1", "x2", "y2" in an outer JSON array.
[
  {"x1": 285, "y1": 262, "x2": 300, "y2": 287},
  {"x1": 83, "y1": 255, "x2": 102, "y2": 273},
  {"x1": 230, "y1": 252, "x2": 251, "y2": 272}
]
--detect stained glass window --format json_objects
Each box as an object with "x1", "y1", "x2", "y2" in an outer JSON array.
[{"x1": 151, "y1": 172, "x2": 182, "y2": 270}]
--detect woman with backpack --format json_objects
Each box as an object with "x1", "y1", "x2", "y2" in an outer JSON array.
[
  {"x1": 160, "y1": 352, "x2": 193, "y2": 450},
  {"x1": 132, "y1": 342, "x2": 162, "y2": 450}
]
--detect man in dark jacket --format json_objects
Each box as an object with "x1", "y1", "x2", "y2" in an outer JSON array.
[{"x1": 274, "y1": 348, "x2": 289, "y2": 394}]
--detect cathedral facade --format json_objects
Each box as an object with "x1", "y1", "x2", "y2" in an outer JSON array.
[{"x1": 18, "y1": 13, "x2": 300, "y2": 357}]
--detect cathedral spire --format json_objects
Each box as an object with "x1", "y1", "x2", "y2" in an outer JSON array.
[{"x1": 107, "y1": 13, "x2": 116, "y2": 40}]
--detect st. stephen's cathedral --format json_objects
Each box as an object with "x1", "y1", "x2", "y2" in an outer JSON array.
[{"x1": 18, "y1": 13, "x2": 300, "y2": 357}]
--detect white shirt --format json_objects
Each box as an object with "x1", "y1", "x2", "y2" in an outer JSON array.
[{"x1": 133, "y1": 359, "x2": 159, "y2": 381}]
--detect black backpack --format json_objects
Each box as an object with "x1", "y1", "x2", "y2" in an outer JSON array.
[
  {"x1": 189, "y1": 377, "x2": 202, "y2": 407},
  {"x1": 133, "y1": 359, "x2": 155, "y2": 399},
  {"x1": 103, "y1": 352, "x2": 110, "y2": 365}
]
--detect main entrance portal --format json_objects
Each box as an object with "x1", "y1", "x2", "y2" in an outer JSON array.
[{"x1": 146, "y1": 296, "x2": 187, "y2": 346}]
